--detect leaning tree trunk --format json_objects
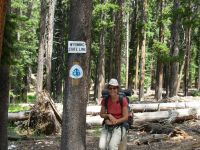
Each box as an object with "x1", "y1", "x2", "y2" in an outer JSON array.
[
  {"x1": 46, "y1": 0, "x2": 57, "y2": 93},
  {"x1": 36, "y1": 0, "x2": 48, "y2": 97},
  {"x1": 60, "y1": 0, "x2": 92, "y2": 149},
  {"x1": 169, "y1": 0, "x2": 180, "y2": 97}
]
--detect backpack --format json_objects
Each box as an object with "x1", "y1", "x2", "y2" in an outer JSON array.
[{"x1": 101, "y1": 89, "x2": 133, "y2": 130}]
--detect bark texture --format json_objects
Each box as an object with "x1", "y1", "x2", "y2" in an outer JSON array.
[
  {"x1": 0, "y1": 0, "x2": 8, "y2": 62},
  {"x1": 0, "y1": 65, "x2": 9, "y2": 150},
  {"x1": 60, "y1": 0, "x2": 92, "y2": 149}
]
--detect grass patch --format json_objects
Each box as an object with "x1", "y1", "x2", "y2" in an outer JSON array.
[
  {"x1": 9, "y1": 104, "x2": 30, "y2": 113},
  {"x1": 87, "y1": 125, "x2": 101, "y2": 137}
]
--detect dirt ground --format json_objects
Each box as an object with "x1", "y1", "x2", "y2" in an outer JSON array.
[
  {"x1": 8, "y1": 120, "x2": 200, "y2": 150},
  {"x1": 8, "y1": 93, "x2": 200, "y2": 150}
]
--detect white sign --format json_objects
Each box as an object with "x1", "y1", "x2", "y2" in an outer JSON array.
[
  {"x1": 69, "y1": 65, "x2": 83, "y2": 79},
  {"x1": 68, "y1": 41, "x2": 86, "y2": 53}
]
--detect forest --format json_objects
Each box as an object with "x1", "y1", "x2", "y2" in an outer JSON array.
[{"x1": 0, "y1": 0, "x2": 200, "y2": 149}]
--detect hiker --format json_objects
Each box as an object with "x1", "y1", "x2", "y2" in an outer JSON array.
[{"x1": 99, "y1": 78, "x2": 129, "y2": 150}]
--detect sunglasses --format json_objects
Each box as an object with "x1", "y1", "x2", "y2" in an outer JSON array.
[{"x1": 108, "y1": 87, "x2": 118, "y2": 90}]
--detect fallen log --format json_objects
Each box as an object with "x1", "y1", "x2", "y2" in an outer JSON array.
[
  {"x1": 9, "y1": 108, "x2": 200, "y2": 125},
  {"x1": 86, "y1": 108, "x2": 200, "y2": 126},
  {"x1": 86, "y1": 101, "x2": 200, "y2": 114},
  {"x1": 130, "y1": 101, "x2": 200, "y2": 112},
  {"x1": 134, "y1": 108, "x2": 200, "y2": 123},
  {"x1": 8, "y1": 111, "x2": 30, "y2": 121}
]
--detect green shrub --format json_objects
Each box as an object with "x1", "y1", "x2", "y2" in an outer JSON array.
[
  {"x1": 191, "y1": 90, "x2": 200, "y2": 96},
  {"x1": 27, "y1": 92, "x2": 36, "y2": 103}
]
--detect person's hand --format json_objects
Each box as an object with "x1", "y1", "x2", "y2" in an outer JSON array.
[
  {"x1": 108, "y1": 114, "x2": 118, "y2": 125},
  {"x1": 105, "y1": 119, "x2": 113, "y2": 125}
]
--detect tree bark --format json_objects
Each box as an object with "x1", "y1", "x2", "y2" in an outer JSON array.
[
  {"x1": 46, "y1": 0, "x2": 57, "y2": 93},
  {"x1": 135, "y1": 39, "x2": 140, "y2": 91},
  {"x1": 139, "y1": 0, "x2": 147, "y2": 101},
  {"x1": 198, "y1": 54, "x2": 200, "y2": 90},
  {"x1": 60, "y1": 0, "x2": 92, "y2": 149},
  {"x1": 95, "y1": 0, "x2": 106, "y2": 103},
  {"x1": 113, "y1": 0, "x2": 123, "y2": 82},
  {"x1": 184, "y1": 26, "x2": 192, "y2": 96},
  {"x1": 0, "y1": 0, "x2": 8, "y2": 62},
  {"x1": 125, "y1": 11, "x2": 130, "y2": 89},
  {"x1": 155, "y1": 0, "x2": 164, "y2": 101},
  {"x1": 0, "y1": 65, "x2": 9, "y2": 150},
  {"x1": 52, "y1": 0, "x2": 67, "y2": 102},
  {"x1": 169, "y1": 0, "x2": 180, "y2": 97},
  {"x1": 36, "y1": 0, "x2": 48, "y2": 97},
  {"x1": 128, "y1": 0, "x2": 138, "y2": 90},
  {"x1": 0, "y1": 1, "x2": 8, "y2": 149}
]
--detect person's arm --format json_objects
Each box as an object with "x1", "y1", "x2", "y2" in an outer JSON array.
[
  {"x1": 100, "y1": 105, "x2": 109, "y2": 119},
  {"x1": 100, "y1": 105, "x2": 113, "y2": 125},
  {"x1": 115, "y1": 106, "x2": 128, "y2": 124}
]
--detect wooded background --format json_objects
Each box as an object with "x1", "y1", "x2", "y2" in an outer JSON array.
[{"x1": 0, "y1": 0, "x2": 200, "y2": 149}]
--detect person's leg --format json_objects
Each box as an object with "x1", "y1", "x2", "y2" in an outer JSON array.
[
  {"x1": 108, "y1": 127, "x2": 123, "y2": 150},
  {"x1": 99, "y1": 126, "x2": 109, "y2": 150},
  {"x1": 118, "y1": 128, "x2": 127, "y2": 150}
]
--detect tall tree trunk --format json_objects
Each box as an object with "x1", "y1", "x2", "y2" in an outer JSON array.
[
  {"x1": 96, "y1": 28, "x2": 106, "y2": 102},
  {"x1": 108, "y1": 27, "x2": 114, "y2": 80},
  {"x1": 128, "y1": 0, "x2": 138, "y2": 90},
  {"x1": 139, "y1": 0, "x2": 147, "y2": 101},
  {"x1": 0, "y1": 0, "x2": 8, "y2": 62},
  {"x1": 60, "y1": 0, "x2": 92, "y2": 149},
  {"x1": 169, "y1": 0, "x2": 180, "y2": 97},
  {"x1": 198, "y1": 39, "x2": 200, "y2": 90},
  {"x1": 0, "y1": 2, "x2": 8, "y2": 149},
  {"x1": 36, "y1": 0, "x2": 48, "y2": 97},
  {"x1": 198, "y1": 62, "x2": 200, "y2": 90},
  {"x1": 0, "y1": 65, "x2": 9, "y2": 150},
  {"x1": 125, "y1": 11, "x2": 129, "y2": 89},
  {"x1": 135, "y1": 39, "x2": 140, "y2": 90},
  {"x1": 155, "y1": 0, "x2": 164, "y2": 100},
  {"x1": 113, "y1": 0, "x2": 123, "y2": 83},
  {"x1": 46, "y1": 0, "x2": 57, "y2": 93},
  {"x1": 164, "y1": 64, "x2": 170, "y2": 97},
  {"x1": 52, "y1": 0, "x2": 67, "y2": 102},
  {"x1": 95, "y1": 0, "x2": 106, "y2": 103},
  {"x1": 176, "y1": 56, "x2": 185, "y2": 93},
  {"x1": 184, "y1": 26, "x2": 191, "y2": 96}
]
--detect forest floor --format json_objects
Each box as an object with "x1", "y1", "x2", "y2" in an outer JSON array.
[{"x1": 8, "y1": 90, "x2": 200, "y2": 150}]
